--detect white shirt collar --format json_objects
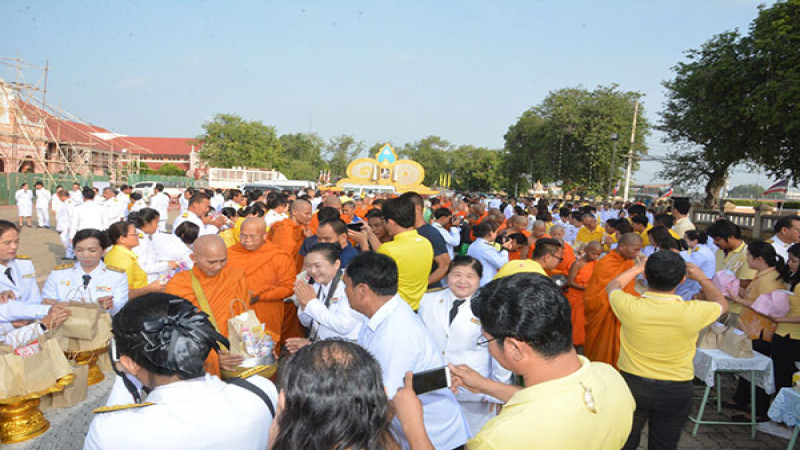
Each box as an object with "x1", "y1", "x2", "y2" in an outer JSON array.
[{"x1": 366, "y1": 295, "x2": 402, "y2": 332}]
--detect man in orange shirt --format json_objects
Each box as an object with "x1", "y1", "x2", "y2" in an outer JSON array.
[
  {"x1": 227, "y1": 217, "x2": 296, "y2": 346},
  {"x1": 583, "y1": 233, "x2": 643, "y2": 368},
  {"x1": 165, "y1": 234, "x2": 248, "y2": 376}
]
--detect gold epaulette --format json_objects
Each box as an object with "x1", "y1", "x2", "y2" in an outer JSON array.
[
  {"x1": 15, "y1": 254, "x2": 31, "y2": 260},
  {"x1": 766, "y1": 239, "x2": 774, "y2": 244},
  {"x1": 426, "y1": 287, "x2": 445, "y2": 293},
  {"x1": 106, "y1": 265, "x2": 125, "y2": 273},
  {"x1": 93, "y1": 402, "x2": 154, "y2": 414},
  {"x1": 54, "y1": 263, "x2": 75, "y2": 270}
]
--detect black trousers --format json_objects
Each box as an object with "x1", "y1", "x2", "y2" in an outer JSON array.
[
  {"x1": 732, "y1": 338, "x2": 771, "y2": 416},
  {"x1": 621, "y1": 371, "x2": 692, "y2": 450},
  {"x1": 772, "y1": 333, "x2": 800, "y2": 390}
]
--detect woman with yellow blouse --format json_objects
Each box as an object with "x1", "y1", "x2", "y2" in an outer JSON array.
[
  {"x1": 770, "y1": 244, "x2": 800, "y2": 393},
  {"x1": 727, "y1": 241, "x2": 789, "y2": 420},
  {"x1": 104, "y1": 220, "x2": 164, "y2": 299}
]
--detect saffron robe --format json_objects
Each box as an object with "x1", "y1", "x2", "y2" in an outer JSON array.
[{"x1": 564, "y1": 260, "x2": 596, "y2": 346}]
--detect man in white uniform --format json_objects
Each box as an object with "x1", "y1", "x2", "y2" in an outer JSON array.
[
  {"x1": 14, "y1": 183, "x2": 34, "y2": 228},
  {"x1": 102, "y1": 188, "x2": 124, "y2": 224},
  {"x1": 172, "y1": 192, "x2": 212, "y2": 236},
  {"x1": 55, "y1": 190, "x2": 76, "y2": 259},
  {"x1": 769, "y1": 215, "x2": 800, "y2": 261},
  {"x1": 149, "y1": 184, "x2": 171, "y2": 232},
  {"x1": 70, "y1": 188, "x2": 108, "y2": 239},
  {"x1": 346, "y1": 252, "x2": 470, "y2": 449},
  {"x1": 69, "y1": 182, "x2": 84, "y2": 206},
  {"x1": 0, "y1": 254, "x2": 42, "y2": 306},
  {"x1": 117, "y1": 185, "x2": 132, "y2": 219},
  {"x1": 34, "y1": 181, "x2": 52, "y2": 228}
]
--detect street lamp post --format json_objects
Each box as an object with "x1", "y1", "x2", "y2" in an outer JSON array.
[{"x1": 608, "y1": 133, "x2": 619, "y2": 201}]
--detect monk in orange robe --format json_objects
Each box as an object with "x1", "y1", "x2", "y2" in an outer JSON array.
[
  {"x1": 166, "y1": 235, "x2": 249, "y2": 376},
  {"x1": 228, "y1": 217, "x2": 296, "y2": 347},
  {"x1": 267, "y1": 198, "x2": 313, "y2": 343},
  {"x1": 583, "y1": 233, "x2": 643, "y2": 367},
  {"x1": 564, "y1": 241, "x2": 603, "y2": 346},
  {"x1": 527, "y1": 220, "x2": 550, "y2": 259},
  {"x1": 547, "y1": 224, "x2": 575, "y2": 276},
  {"x1": 308, "y1": 195, "x2": 342, "y2": 234}
]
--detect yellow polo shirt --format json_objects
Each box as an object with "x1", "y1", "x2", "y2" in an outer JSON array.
[
  {"x1": 576, "y1": 226, "x2": 605, "y2": 244},
  {"x1": 469, "y1": 356, "x2": 634, "y2": 450},
  {"x1": 377, "y1": 230, "x2": 433, "y2": 310},
  {"x1": 494, "y1": 260, "x2": 547, "y2": 279},
  {"x1": 776, "y1": 284, "x2": 800, "y2": 339},
  {"x1": 715, "y1": 241, "x2": 757, "y2": 314},
  {"x1": 637, "y1": 223, "x2": 653, "y2": 247},
  {"x1": 610, "y1": 290, "x2": 722, "y2": 381},
  {"x1": 104, "y1": 245, "x2": 149, "y2": 290}
]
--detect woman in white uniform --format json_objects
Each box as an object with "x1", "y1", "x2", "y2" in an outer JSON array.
[
  {"x1": 42, "y1": 229, "x2": 129, "y2": 316},
  {"x1": 84, "y1": 293, "x2": 277, "y2": 450},
  {"x1": 129, "y1": 209, "x2": 179, "y2": 283},
  {"x1": 418, "y1": 255, "x2": 513, "y2": 435},
  {"x1": 285, "y1": 243, "x2": 362, "y2": 353},
  {"x1": 151, "y1": 221, "x2": 197, "y2": 272},
  {"x1": 14, "y1": 183, "x2": 34, "y2": 228}
]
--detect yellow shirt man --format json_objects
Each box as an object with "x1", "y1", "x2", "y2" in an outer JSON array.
[
  {"x1": 468, "y1": 356, "x2": 634, "y2": 450},
  {"x1": 576, "y1": 226, "x2": 605, "y2": 245},
  {"x1": 715, "y1": 242, "x2": 757, "y2": 314},
  {"x1": 378, "y1": 229, "x2": 433, "y2": 310},
  {"x1": 610, "y1": 290, "x2": 722, "y2": 381}
]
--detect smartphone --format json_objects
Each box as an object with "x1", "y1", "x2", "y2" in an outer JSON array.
[
  {"x1": 346, "y1": 222, "x2": 364, "y2": 231},
  {"x1": 412, "y1": 366, "x2": 451, "y2": 395}
]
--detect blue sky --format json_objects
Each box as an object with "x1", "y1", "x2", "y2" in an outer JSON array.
[{"x1": 2, "y1": 0, "x2": 777, "y2": 188}]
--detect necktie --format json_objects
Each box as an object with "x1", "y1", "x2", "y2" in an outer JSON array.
[
  {"x1": 449, "y1": 299, "x2": 466, "y2": 325},
  {"x1": 4, "y1": 268, "x2": 13, "y2": 285},
  {"x1": 316, "y1": 285, "x2": 324, "y2": 300},
  {"x1": 83, "y1": 274, "x2": 92, "y2": 289}
]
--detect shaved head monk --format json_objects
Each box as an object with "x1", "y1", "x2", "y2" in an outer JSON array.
[
  {"x1": 165, "y1": 234, "x2": 249, "y2": 375},
  {"x1": 269, "y1": 198, "x2": 313, "y2": 274},
  {"x1": 583, "y1": 232, "x2": 643, "y2": 367},
  {"x1": 309, "y1": 195, "x2": 343, "y2": 233},
  {"x1": 227, "y1": 217, "x2": 296, "y2": 346}
]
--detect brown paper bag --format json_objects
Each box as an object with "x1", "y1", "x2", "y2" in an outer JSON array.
[
  {"x1": 0, "y1": 344, "x2": 24, "y2": 398},
  {"x1": 227, "y1": 299, "x2": 262, "y2": 357},
  {"x1": 78, "y1": 312, "x2": 112, "y2": 351},
  {"x1": 51, "y1": 363, "x2": 88, "y2": 408},
  {"x1": 22, "y1": 332, "x2": 73, "y2": 394},
  {"x1": 61, "y1": 301, "x2": 101, "y2": 340},
  {"x1": 719, "y1": 327, "x2": 754, "y2": 358},
  {"x1": 697, "y1": 322, "x2": 728, "y2": 349}
]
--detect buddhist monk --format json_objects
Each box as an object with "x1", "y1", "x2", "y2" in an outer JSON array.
[
  {"x1": 309, "y1": 195, "x2": 342, "y2": 234},
  {"x1": 526, "y1": 220, "x2": 550, "y2": 259},
  {"x1": 565, "y1": 241, "x2": 603, "y2": 347},
  {"x1": 583, "y1": 233, "x2": 643, "y2": 367},
  {"x1": 165, "y1": 234, "x2": 248, "y2": 376},
  {"x1": 268, "y1": 198, "x2": 313, "y2": 274},
  {"x1": 227, "y1": 217, "x2": 296, "y2": 346},
  {"x1": 548, "y1": 224, "x2": 576, "y2": 276}
]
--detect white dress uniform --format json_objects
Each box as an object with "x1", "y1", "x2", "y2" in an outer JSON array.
[
  {"x1": 297, "y1": 271, "x2": 361, "y2": 342},
  {"x1": 358, "y1": 295, "x2": 470, "y2": 449},
  {"x1": 130, "y1": 199, "x2": 147, "y2": 213},
  {"x1": 178, "y1": 195, "x2": 189, "y2": 215},
  {"x1": 223, "y1": 199, "x2": 243, "y2": 211},
  {"x1": 51, "y1": 192, "x2": 64, "y2": 215},
  {"x1": 15, "y1": 189, "x2": 33, "y2": 217},
  {"x1": 103, "y1": 197, "x2": 124, "y2": 224},
  {"x1": 151, "y1": 232, "x2": 193, "y2": 269},
  {"x1": 35, "y1": 188, "x2": 52, "y2": 227},
  {"x1": 149, "y1": 192, "x2": 170, "y2": 232},
  {"x1": 70, "y1": 200, "x2": 109, "y2": 239},
  {"x1": 433, "y1": 222, "x2": 461, "y2": 260},
  {"x1": 57, "y1": 198, "x2": 76, "y2": 259},
  {"x1": 264, "y1": 209, "x2": 287, "y2": 228},
  {"x1": 0, "y1": 302, "x2": 50, "y2": 335},
  {"x1": 676, "y1": 245, "x2": 717, "y2": 300},
  {"x1": 133, "y1": 229, "x2": 169, "y2": 283},
  {"x1": 41, "y1": 261, "x2": 129, "y2": 316},
  {"x1": 84, "y1": 373, "x2": 277, "y2": 450},
  {"x1": 0, "y1": 256, "x2": 42, "y2": 305},
  {"x1": 172, "y1": 210, "x2": 211, "y2": 236},
  {"x1": 210, "y1": 193, "x2": 225, "y2": 213},
  {"x1": 69, "y1": 188, "x2": 84, "y2": 206},
  {"x1": 117, "y1": 192, "x2": 131, "y2": 219},
  {"x1": 418, "y1": 288, "x2": 513, "y2": 436},
  {"x1": 769, "y1": 236, "x2": 794, "y2": 262}
]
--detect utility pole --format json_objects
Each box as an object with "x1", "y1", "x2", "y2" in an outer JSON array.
[
  {"x1": 607, "y1": 132, "x2": 619, "y2": 202},
  {"x1": 622, "y1": 101, "x2": 639, "y2": 202}
]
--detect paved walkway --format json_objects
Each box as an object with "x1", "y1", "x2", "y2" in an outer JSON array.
[{"x1": 0, "y1": 205, "x2": 792, "y2": 449}]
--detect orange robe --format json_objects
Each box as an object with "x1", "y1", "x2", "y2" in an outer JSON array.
[
  {"x1": 526, "y1": 234, "x2": 551, "y2": 259},
  {"x1": 508, "y1": 229, "x2": 531, "y2": 261},
  {"x1": 583, "y1": 251, "x2": 638, "y2": 368},
  {"x1": 165, "y1": 265, "x2": 249, "y2": 376},
  {"x1": 564, "y1": 260, "x2": 596, "y2": 346},
  {"x1": 548, "y1": 242, "x2": 576, "y2": 277},
  {"x1": 268, "y1": 218, "x2": 306, "y2": 274},
  {"x1": 227, "y1": 241, "x2": 296, "y2": 346}
]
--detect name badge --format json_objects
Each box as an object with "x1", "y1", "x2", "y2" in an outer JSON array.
[
  {"x1": 471, "y1": 318, "x2": 481, "y2": 325},
  {"x1": 22, "y1": 273, "x2": 34, "y2": 279},
  {"x1": 330, "y1": 297, "x2": 339, "y2": 304},
  {"x1": 97, "y1": 286, "x2": 112, "y2": 293},
  {"x1": 60, "y1": 280, "x2": 72, "y2": 287}
]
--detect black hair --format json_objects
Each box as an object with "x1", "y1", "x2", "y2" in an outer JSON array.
[
  {"x1": 559, "y1": 207, "x2": 570, "y2": 218},
  {"x1": 472, "y1": 221, "x2": 495, "y2": 238},
  {"x1": 107, "y1": 220, "x2": 133, "y2": 245},
  {"x1": 706, "y1": 219, "x2": 742, "y2": 240},
  {"x1": 434, "y1": 207, "x2": 453, "y2": 220},
  {"x1": 658, "y1": 237, "x2": 683, "y2": 252},
  {"x1": 249, "y1": 203, "x2": 266, "y2": 217},
  {"x1": 267, "y1": 193, "x2": 288, "y2": 210},
  {"x1": 272, "y1": 340, "x2": 396, "y2": 450},
  {"x1": 73, "y1": 228, "x2": 111, "y2": 249},
  {"x1": 345, "y1": 252, "x2": 398, "y2": 297},
  {"x1": 647, "y1": 226, "x2": 672, "y2": 248},
  {"x1": 34, "y1": 181, "x2": 43, "y2": 187},
  {"x1": 174, "y1": 221, "x2": 200, "y2": 245},
  {"x1": 774, "y1": 216, "x2": 800, "y2": 235},
  {"x1": 317, "y1": 206, "x2": 341, "y2": 222},
  {"x1": 654, "y1": 213, "x2": 675, "y2": 229},
  {"x1": 627, "y1": 204, "x2": 646, "y2": 217},
  {"x1": 307, "y1": 243, "x2": 342, "y2": 264},
  {"x1": 365, "y1": 209, "x2": 384, "y2": 220},
  {"x1": 532, "y1": 237, "x2": 562, "y2": 260},
  {"x1": 507, "y1": 232, "x2": 528, "y2": 246},
  {"x1": 130, "y1": 192, "x2": 142, "y2": 201},
  {"x1": 631, "y1": 215, "x2": 649, "y2": 227},
  {"x1": 0, "y1": 220, "x2": 20, "y2": 237},
  {"x1": 674, "y1": 201, "x2": 691, "y2": 215},
  {"x1": 154, "y1": 183, "x2": 165, "y2": 192},
  {"x1": 128, "y1": 208, "x2": 160, "y2": 229},
  {"x1": 788, "y1": 243, "x2": 800, "y2": 290},
  {"x1": 220, "y1": 207, "x2": 237, "y2": 219},
  {"x1": 615, "y1": 218, "x2": 633, "y2": 235},
  {"x1": 113, "y1": 294, "x2": 226, "y2": 380},
  {"x1": 381, "y1": 197, "x2": 416, "y2": 229},
  {"x1": 82, "y1": 187, "x2": 95, "y2": 200},
  {"x1": 399, "y1": 191, "x2": 424, "y2": 210},
  {"x1": 319, "y1": 218, "x2": 348, "y2": 236},
  {"x1": 748, "y1": 241, "x2": 789, "y2": 282},
  {"x1": 188, "y1": 192, "x2": 210, "y2": 206},
  {"x1": 472, "y1": 273, "x2": 572, "y2": 357},
  {"x1": 684, "y1": 229, "x2": 708, "y2": 245},
  {"x1": 448, "y1": 254, "x2": 483, "y2": 279},
  {"x1": 645, "y1": 250, "x2": 686, "y2": 291}
]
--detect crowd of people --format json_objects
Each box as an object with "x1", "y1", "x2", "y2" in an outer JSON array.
[{"x1": 2, "y1": 182, "x2": 800, "y2": 449}]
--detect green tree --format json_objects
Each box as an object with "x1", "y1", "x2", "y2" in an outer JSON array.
[
  {"x1": 504, "y1": 85, "x2": 649, "y2": 196},
  {"x1": 325, "y1": 135, "x2": 364, "y2": 181},
  {"x1": 728, "y1": 184, "x2": 766, "y2": 199},
  {"x1": 451, "y1": 145, "x2": 506, "y2": 192},
  {"x1": 399, "y1": 136, "x2": 454, "y2": 186},
  {"x1": 197, "y1": 114, "x2": 285, "y2": 170},
  {"x1": 155, "y1": 163, "x2": 186, "y2": 176},
  {"x1": 280, "y1": 132, "x2": 324, "y2": 180}
]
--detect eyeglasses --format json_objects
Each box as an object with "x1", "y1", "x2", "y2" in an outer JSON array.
[{"x1": 476, "y1": 335, "x2": 502, "y2": 348}]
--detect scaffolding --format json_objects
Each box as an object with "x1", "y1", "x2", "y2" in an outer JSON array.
[{"x1": 0, "y1": 57, "x2": 147, "y2": 186}]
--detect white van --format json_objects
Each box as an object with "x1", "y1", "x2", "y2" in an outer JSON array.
[
  {"x1": 241, "y1": 180, "x2": 316, "y2": 193},
  {"x1": 337, "y1": 183, "x2": 396, "y2": 197},
  {"x1": 132, "y1": 181, "x2": 186, "y2": 200}
]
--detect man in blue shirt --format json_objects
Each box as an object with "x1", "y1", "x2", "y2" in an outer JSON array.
[{"x1": 467, "y1": 222, "x2": 514, "y2": 286}]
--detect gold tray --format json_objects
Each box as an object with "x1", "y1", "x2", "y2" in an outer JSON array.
[
  {"x1": 0, "y1": 374, "x2": 75, "y2": 444},
  {"x1": 65, "y1": 345, "x2": 109, "y2": 386}
]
